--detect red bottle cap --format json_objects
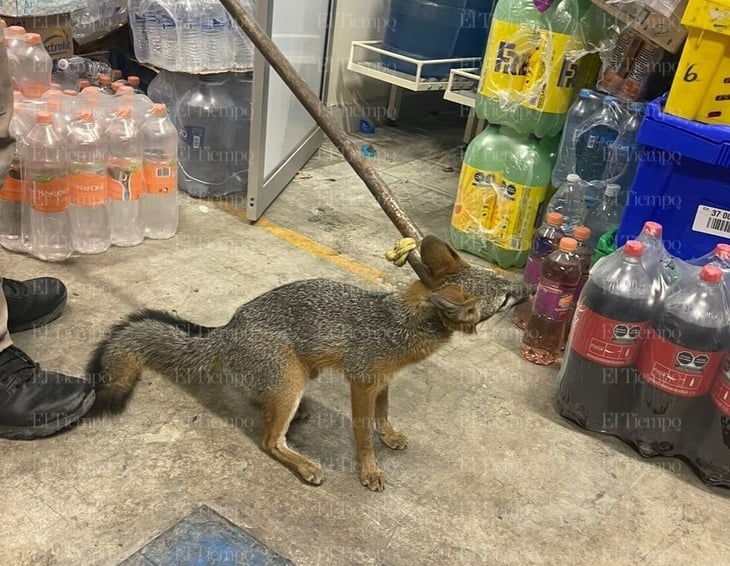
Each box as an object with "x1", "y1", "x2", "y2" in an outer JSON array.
[
  {"x1": 700, "y1": 264, "x2": 723, "y2": 284},
  {"x1": 546, "y1": 212, "x2": 563, "y2": 226},
  {"x1": 559, "y1": 237, "x2": 577, "y2": 252},
  {"x1": 573, "y1": 226, "x2": 591, "y2": 241},
  {"x1": 642, "y1": 221, "x2": 662, "y2": 238},
  {"x1": 715, "y1": 243, "x2": 730, "y2": 261},
  {"x1": 624, "y1": 240, "x2": 645, "y2": 257}
]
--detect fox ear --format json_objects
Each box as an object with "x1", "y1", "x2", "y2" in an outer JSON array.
[
  {"x1": 429, "y1": 284, "x2": 481, "y2": 334},
  {"x1": 420, "y1": 235, "x2": 466, "y2": 286}
]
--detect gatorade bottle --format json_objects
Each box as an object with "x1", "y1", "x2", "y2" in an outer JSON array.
[
  {"x1": 634, "y1": 265, "x2": 727, "y2": 457},
  {"x1": 513, "y1": 211, "x2": 565, "y2": 330},
  {"x1": 556, "y1": 240, "x2": 654, "y2": 435},
  {"x1": 476, "y1": 0, "x2": 591, "y2": 138},
  {"x1": 521, "y1": 237, "x2": 582, "y2": 365}
]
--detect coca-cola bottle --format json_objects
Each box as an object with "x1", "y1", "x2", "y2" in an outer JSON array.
[
  {"x1": 521, "y1": 237, "x2": 582, "y2": 366},
  {"x1": 556, "y1": 240, "x2": 654, "y2": 435},
  {"x1": 513, "y1": 212, "x2": 565, "y2": 330},
  {"x1": 694, "y1": 352, "x2": 730, "y2": 486},
  {"x1": 636, "y1": 221, "x2": 677, "y2": 307},
  {"x1": 634, "y1": 265, "x2": 728, "y2": 457}
]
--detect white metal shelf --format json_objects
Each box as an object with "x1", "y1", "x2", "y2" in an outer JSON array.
[
  {"x1": 346, "y1": 40, "x2": 481, "y2": 121},
  {"x1": 443, "y1": 68, "x2": 481, "y2": 108}
]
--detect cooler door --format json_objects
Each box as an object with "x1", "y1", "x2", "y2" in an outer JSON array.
[{"x1": 246, "y1": 0, "x2": 332, "y2": 221}]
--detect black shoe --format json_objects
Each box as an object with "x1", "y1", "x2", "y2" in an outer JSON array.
[
  {"x1": 4, "y1": 277, "x2": 67, "y2": 333},
  {"x1": 0, "y1": 345, "x2": 95, "y2": 440}
]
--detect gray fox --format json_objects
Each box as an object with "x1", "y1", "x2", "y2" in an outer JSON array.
[{"x1": 87, "y1": 236, "x2": 527, "y2": 491}]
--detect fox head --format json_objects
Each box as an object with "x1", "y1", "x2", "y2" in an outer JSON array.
[{"x1": 418, "y1": 235, "x2": 530, "y2": 333}]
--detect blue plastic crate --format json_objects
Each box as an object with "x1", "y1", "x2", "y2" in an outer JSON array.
[
  {"x1": 617, "y1": 97, "x2": 730, "y2": 260},
  {"x1": 381, "y1": 0, "x2": 496, "y2": 79}
]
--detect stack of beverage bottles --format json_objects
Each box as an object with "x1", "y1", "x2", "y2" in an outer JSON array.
[
  {"x1": 0, "y1": 22, "x2": 179, "y2": 262},
  {"x1": 556, "y1": 221, "x2": 730, "y2": 488}
]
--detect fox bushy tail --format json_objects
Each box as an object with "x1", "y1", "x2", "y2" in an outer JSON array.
[{"x1": 86, "y1": 309, "x2": 217, "y2": 413}]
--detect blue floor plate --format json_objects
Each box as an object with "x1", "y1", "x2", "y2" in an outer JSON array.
[{"x1": 120, "y1": 505, "x2": 294, "y2": 566}]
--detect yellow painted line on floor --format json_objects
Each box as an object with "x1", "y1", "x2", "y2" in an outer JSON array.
[{"x1": 217, "y1": 201, "x2": 385, "y2": 283}]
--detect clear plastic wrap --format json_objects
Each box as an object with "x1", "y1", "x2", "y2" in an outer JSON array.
[
  {"x1": 475, "y1": 0, "x2": 609, "y2": 137},
  {"x1": 0, "y1": 0, "x2": 86, "y2": 17},
  {"x1": 449, "y1": 125, "x2": 555, "y2": 269},
  {"x1": 71, "y1": 1, "x2": 128, "y2": 45},
  {"x1": 128, "y1": 0, "x2": 255, "y2": 73},
  {"x1": 557, "y1": 224, "x2": 730, "y2": 490}
]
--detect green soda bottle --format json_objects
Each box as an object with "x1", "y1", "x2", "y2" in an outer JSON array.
[
  {"x1": 450, "y1": 126, "x2": 553, "y2": 269},
  {"x1": 450, "y1": 125, "x2": 506, "y2": 262},
  {"x1": 475, "y1": 0, "x2": 591, "y2": 138},
  {"x1": 488, "y1": 127, "x2": 553, "y2": 268}
]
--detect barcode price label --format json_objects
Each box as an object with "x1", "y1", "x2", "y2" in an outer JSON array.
[{"x1": 692, "y1": 205, "x2": 730, "y2": 239}]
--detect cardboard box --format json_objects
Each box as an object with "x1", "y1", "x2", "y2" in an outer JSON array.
[
  {"x1": 2, "y1": 12, "x2": 73, "y2": 62},
  {"x1": 590, "y1": 0, "x2": 689, "y2": 53}
]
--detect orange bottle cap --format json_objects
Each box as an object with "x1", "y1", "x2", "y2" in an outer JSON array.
[
  {"x1": 36, "y1": 112, "x2": 53, "y2": 124},
  {"x1": 7, "y1": 26, "x2": 25, "y2": 35},
  {"x1": 572, "y1": 226, "x2": 591, "y2": 241},
  {"x1": 99, "y1": 76, "x2": 111, "y2": 85},
  {"x1": 546, "y1": 212, "x2": 563, "y2": 226},
  {"x1": 151, "y1": 103, "x2": 167, "y2": 116},
  {"x1": 114, "y1": 106, "x2": 133, "y2": 118},
  {"x1": 559, "y1": 237, "x2": 577, "y2": 252},
  {"x1": 76, "y1": 109, "x2": 94, "y2": 121},
  {"x1": 24, "y1": 33, "x2": 42, "y2": 45},
  {"x1": 128, "y1": 76, "x2": 140, "y2": 86}
]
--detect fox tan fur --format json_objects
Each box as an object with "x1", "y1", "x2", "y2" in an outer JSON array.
[{"x1": 87, "y1": 236, "x2": 527, "y2": 491}]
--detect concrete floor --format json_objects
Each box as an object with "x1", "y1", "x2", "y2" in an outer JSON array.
[{"x1": 2, "y1": 114, "x2": 729, "y2": 566}]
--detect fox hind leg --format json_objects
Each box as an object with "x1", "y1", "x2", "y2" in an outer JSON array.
[{"x1": 261, "y1": 357, "x2": 323, "y2": 486}]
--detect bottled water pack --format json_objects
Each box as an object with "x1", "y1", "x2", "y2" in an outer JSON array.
[{"x1": 129, "y1": 0, "x2": 256, "y2": 73}]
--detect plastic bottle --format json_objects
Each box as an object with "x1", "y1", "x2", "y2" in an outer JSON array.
[
  {"x1": 513, "y1": 211, "x2": 565, "y2": 329},
  {"x1": 636, "y1": 221, "x2": 677, "y2": 307},
  {"x1": 521, "y1": 237, "x2": 582, "y2": 365},
  {"x1": 227, "y1": 72, "x2": 253, "y2": 188},
  {"x1": 106, "y1": 106, "x2": 145, "y2": 247},
  {"x1": 5, "y1": 26, "x2": 26, "y2": 88},
  {"x1": 156, "y1": 1, "x2": 177, "y2": 69},
  {"x1": 475, "y1": 0, "x2": 591, "y2": 138},
  {"x1": 147, "y1": 70, "x2": 198, "y2": 127},
  {"x1": 67, "y1": 109, "x2": 110, "y2": 254},
  {"x1": 544, "y1": 173, "x2": 587, "y2": 237},
  {"x1": 695, "y1": 351, "x2": 730, "y2": 486},
  {"x1": 129, "y1": 0, "x2": 150, "y2": 62},
  {"x1": 142, "y1": 104, "x2": 178, "y2": 239},
  {"x1": 0, "y1": 106, "x2": 33, "y2": 252},
  {"x1": 201, "y1": 0, "x2": 232, "y2": 70},
  {"x1": 561, "y1": 224, "x2": 594, "y2": 344},
  {"x1": 609, "y1": 102, "x2": 645, "y2": 205},
  {"x1": 556, "y1": 240, "x2": 654, "y2": 435},
  {"x1": 23, "y1": 112, "x2": 72, "y2": 261},
  {"x1": 127, "y1": 76, "x2": 144, "y2": 94},
  {"x1": 583, "y1": 183, "x2": 624, "y2": 248},
  {"x1": 552, "y1": 89, "x2": 604, "y2": 188},
  {"x1": 99, "y1": 76, "x2": 115, "y2": 95},
  {"x1": 177, "y1": 0, "x2": 202, "y2": 72},
  {"x1": 634, "y1": 265, "x2": 728, "y2": 457},
  {"x1": 177, "y1": 74, "x2": 243, "y2": 197},
  {"x1": 56, "y1": 56, "x2": 112, "y2": 84},
  {"x1": 573, "y1": 96, "x2": 622, "y2": 184},
  {"x1": 16, "y1": 33, "x2": 52, "y2": 99}
]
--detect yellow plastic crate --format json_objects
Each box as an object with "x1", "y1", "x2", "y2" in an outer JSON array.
[{"x1": 665, "y1": 0, "x2": 730, "y2": 125}]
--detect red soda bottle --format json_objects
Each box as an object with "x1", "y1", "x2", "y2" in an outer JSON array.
[
  {"x1": 694, "y1": 352, "x2": 730, "y2": 486},
  {"x1": 634, "y1": 265, "x2": 727, "y2": 457},
  {"x1": 556, "y1": 241, "x2": 654, "y2": 434},
  {"x1": 521, "y1": 237, "x2": 581, "y2": 366},
  {"x1": 513, "y1": 212, "x2": 565, "y2": 330}
]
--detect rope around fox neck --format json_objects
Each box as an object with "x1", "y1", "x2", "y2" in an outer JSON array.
[{"x1": 220, "y1": 0, "x2": 434, "y2": 288}]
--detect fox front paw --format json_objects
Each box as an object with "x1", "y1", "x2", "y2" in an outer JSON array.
[
  {"x1": 359, "y1": 467, "x2": 386, "y2": 491},
  {"x1": 297, "y1": 461, "x2": 324, "y2": 486},
  {"x1": 385, "y1": 238, "x2": 417, "y2": 267},
  {"x1": 379, "y1": 429, "x2": 408, "y2": 450}
]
